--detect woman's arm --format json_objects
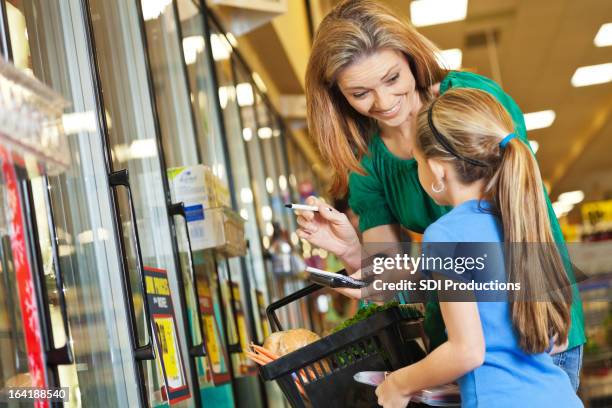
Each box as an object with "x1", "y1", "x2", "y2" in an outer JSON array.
[
  {"x1": 296, "y1": 196, "x2": 363, "y2": 272},
  {"x1": 335, "y1": 224, "x2": 404, "y2": 299},
  {"x1": 362, "y1": 224, "x2": 402, "y2": 244},
  {"x1": 375, "y1": 301, "x2": 485, "y2": 406}
]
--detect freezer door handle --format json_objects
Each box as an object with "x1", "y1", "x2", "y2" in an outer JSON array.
[
  {"x1": 168, "y1": 202, "x2": 208, "y2": 358},
  {"x1": 222, "y1": 257, "x2": 243, "y2": 354},
  {"x1": 22, "y1": 176, "x2": 74, "y2": 366},
  {"x1": 109, "y1": 169, "x2": 155, "y2": 361},
  {"x1": 42, "y1": 175, "x2": 74, "y2": 366}
]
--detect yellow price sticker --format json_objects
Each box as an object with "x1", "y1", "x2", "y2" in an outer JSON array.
[{"x1": 155, "y1": 317, "x2": 184, "y2": 389}]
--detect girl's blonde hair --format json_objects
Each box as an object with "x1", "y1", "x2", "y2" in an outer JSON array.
[
  {"x1": 416, "y1": 88, "x2": 571, "y2": 353},
  {"x1": 306, "y1": 0, "x2": 447, "y2": 196}
]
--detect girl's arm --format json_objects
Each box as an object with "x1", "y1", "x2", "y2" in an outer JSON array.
[{"x1": 375, "y1": 300, "x2": 485, "y2": 405}]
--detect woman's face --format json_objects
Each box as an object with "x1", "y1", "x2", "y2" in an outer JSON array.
[{"x1": 337, "y1": 49, "x2": 420, "y2": 128}]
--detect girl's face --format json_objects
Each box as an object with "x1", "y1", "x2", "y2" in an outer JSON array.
[
  {"x1": 413, "y1": 146, "x2": 450, "y2": 206},
  {"x1": 337, "y1": 49, "x2": 420, "y2": 128}
]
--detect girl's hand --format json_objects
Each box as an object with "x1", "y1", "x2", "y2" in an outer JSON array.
[
  {"x1": 296, "y1": 196, "x2": 361, "y2": 259},
  {"x1": 375, "y1": 372, "x2": 411, "y2": 408}
]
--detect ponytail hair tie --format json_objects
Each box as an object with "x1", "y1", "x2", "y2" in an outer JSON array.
[{"x1": 499, "y1": 133, "x2": 517, "y2": 149}]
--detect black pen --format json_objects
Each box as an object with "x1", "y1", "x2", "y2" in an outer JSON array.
[{"x1": 284, "y1": 203, "x2": 320, "y2": 212}]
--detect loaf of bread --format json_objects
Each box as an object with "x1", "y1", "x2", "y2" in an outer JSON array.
[{"x1": 263, "y1": 329, "x2": 321, "y2": 356}]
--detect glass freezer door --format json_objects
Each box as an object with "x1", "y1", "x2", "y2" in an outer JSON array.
[
  {"x1": 83, "y1": 0, "x2": 199, "y2": 406},
  {"x1": 0, "y1": 0, "x2": 152, "y2": 406},
  {"x1": 139, "y1": 0, "x2": 236, "y2": 405}
]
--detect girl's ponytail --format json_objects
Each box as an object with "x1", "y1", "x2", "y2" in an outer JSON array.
[
  {"x1": 493, "y1": 138, "x2": 571, "y2": 353},
  {"x1": 416, "y1": 88, "x2": 572, "y2": 354}
]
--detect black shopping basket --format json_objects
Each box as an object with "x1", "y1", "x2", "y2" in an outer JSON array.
[{"x1": 261, "y1": 283, "x2": 427, "y2": 408}]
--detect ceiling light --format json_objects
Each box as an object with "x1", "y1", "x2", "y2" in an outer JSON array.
[
  {"x1": 265, "y1": 222, "x2": 274, "y2": 236},
  {"x1": 258, "y1": 127, "x2": 272, "y2": 139},
  {"x1": 557, "y1": 190, "x2": 584, "y2": 205},
  {"x1": 214, "y1": 164, "x2": 224, "y2": 179},
  {"x1": 594, "y1": 23, "x2": 612, "y2": 47},
  {"x1": 552, "y1": 201, "x2": 574, "y2": 218},
  {"x1": 265, "y1": 177, "x2": 274, "y2": 194},
  {"x1": 141, "y1": 0, "x2": 171, "y2": 21},
  {"x1": 529, "y1": 140, "x2": 539, "y2": 154},
  {"x1": 78, "y1": 230, "x2": 94, "y2": 244},
  {"x1": 262, "y1": 206, "x2": 272, "y2": 222},
  {"x1": 182, "y1": 36, "x2": 204, "y2": 65},
  {"x1": 226, "y1": 32, "x2": 238, "y2": 47},
  {"x1": 218, "y1": 86, "x2": 234, "y2": 109},
  {"x1": 62, "y1": 111, "x2": 97, "y2": 134},
  {"x1": 571, "y1": 63, "x2": 612, "y2": 87},
  {"x1": 113, "y1": 144, "x2": 130, "y2": 162},
  {"x1": 242, "y1": 128, "x2": 253, "y2": 141},
  {"x1": 239, "y1": 208, "x2": 248, "y2": 220},
  {"x1": 130, "y1": 139, "x2": 157, "y2": 159},
  {"x1": 316, "y1": 295, "x2": 329, "y2": 313},
  {"x1": 210, "y1": 34, "x2": 231, "y2": 61},
  {"x1": 252, "y1": 72, "x2": 267, "y2": 93},
  {"x1": 437, "y1": 48, "x2": 462, "y2": 70},
  {"x1": 524, "y1": 110, "x2": 555, "y2": 131},
  {"x1": 236, "y1": 82, "x2": 254, "y2": 107},
  {"x1": 240, "y1": 188, "x2": 253, "y2": 204},
  {"x1": 410, "y1": 0, "x2": 468, "y2": 27},
  {"x1": 278, "y1": 175, "x2": 287, "y2": 191}
]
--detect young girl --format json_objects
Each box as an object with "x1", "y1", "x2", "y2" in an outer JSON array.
[{"x1": 374, "y1": 88, "x2": 583, "y2": 408}]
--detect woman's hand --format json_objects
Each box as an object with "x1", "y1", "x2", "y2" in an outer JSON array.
[
  {"x1": 375, "y1": 372, "x2": 411, "y2": 408},
  {"x1": 331, "y1": 269, "x2": 364, "y2": 299},
  {"x1": 296, "y1": 196, "x2": 361, "y2": 262}
]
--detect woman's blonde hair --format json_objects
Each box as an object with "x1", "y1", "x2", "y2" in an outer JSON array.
[
  {"x1": 306, "y1": 0, "x2": 447, "y2": 196},
  {"x1": 416, "y1": 88, "x2": 572, "y2": 354}
]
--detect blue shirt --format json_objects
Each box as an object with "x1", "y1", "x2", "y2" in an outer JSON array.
[{"x1": 422, "y1": 200, "x2": 582, "y2": 408}]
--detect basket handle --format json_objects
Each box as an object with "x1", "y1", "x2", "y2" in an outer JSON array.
[{"x1": 266, "y1": 283, "x2": 323, "y2": 332}]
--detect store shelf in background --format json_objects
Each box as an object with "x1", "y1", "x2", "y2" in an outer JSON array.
[
  {"x1": 168, "y1": 164, "x2": 246, "y2": 256},
  {"x1": 581, "y1": 370, "x2": 612, "y2": 408},
  {"x1": 573, "y1": 238, "x2": 612, "y2": 406}
]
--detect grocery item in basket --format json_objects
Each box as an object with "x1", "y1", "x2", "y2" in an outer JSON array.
[
  {"x1": 333, "y1": 301, "x2": 422, "y2": 333},
  {"x1": 263, "y1": 329, "x2": 321, "y2": 356},
  {"x1": 413, "y1": 384, "x2": 461, "y2": 407},
  {"x1": 353, "y1": 370, "x2": 388, "y2": 386}
]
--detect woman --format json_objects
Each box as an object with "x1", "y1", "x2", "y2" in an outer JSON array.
[
  {"x1": 297, "y1": 0, "x2": 585, "y2": 390},
  {"x1": 375, "y1": 87, "x2": 582, "y2": 408}
]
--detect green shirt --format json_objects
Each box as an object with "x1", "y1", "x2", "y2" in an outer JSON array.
[{"x1": 349, "y1": 70, "x2": 586, "y2": 349}]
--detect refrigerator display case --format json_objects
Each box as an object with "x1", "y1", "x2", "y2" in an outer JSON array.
[
  {"x1": 0, "y1": 0, "x2": 326, "y2": 407},
  {"x1": 229, "y1": 58, "x2": 311, "y2": 334},
  {"x1": 0, "y1": 1, "x2": 147, "y2": 406},
  {"x1": 82, "y1": 0, "x2": 201, "y2": 405},
  {"x1": 138, "y1": 1, "x2": 234, "y2": 407},
  {"x1": 203, "y1": 16, "x2": 267, "y2": 408}
]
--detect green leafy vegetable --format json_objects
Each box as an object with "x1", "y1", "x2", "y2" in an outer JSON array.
[{"x1": 332, "y1": 301, "x2": 421, "y2": 333}]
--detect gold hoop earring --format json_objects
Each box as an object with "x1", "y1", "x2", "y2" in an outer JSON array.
[{"x1": 432, "y1": 181, "x2": 445, "y2": 193}]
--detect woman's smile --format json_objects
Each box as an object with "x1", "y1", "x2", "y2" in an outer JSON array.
[{"x1": 372, "y1": 97, "x2": 402, "y2": 118}]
